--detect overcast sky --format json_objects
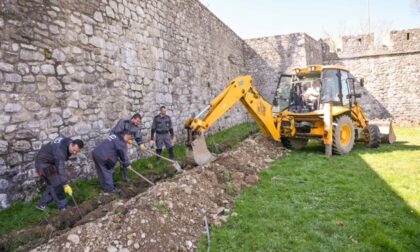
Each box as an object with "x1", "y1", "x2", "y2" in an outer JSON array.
[{"x1": 199, "y1": 0, "x2": 420, "y2": 39}]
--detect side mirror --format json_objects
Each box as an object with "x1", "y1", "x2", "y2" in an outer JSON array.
[
  {"x1": 360, "y1": 78, "x2": 364, "y2": 87},
  {"x1": 272, "y1": 98, "x2": 278, "y2": 106}
]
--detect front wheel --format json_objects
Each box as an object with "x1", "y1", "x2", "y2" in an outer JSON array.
[
  {"x1": 364, "y1": 124, "x2": 380, "y2": 148},
  {"x1": 281, "y1": 137, "x2": 308, "y2": 150},
  {"x1": 332, "y1": 115, "x2": 355, "y2": 155}
]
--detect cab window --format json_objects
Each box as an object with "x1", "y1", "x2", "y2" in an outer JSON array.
[
  {"x1": 340, "y1": 70, "x2": 350, "y2": 106},
  {"x1": 321, "y1": 69, "x2": 340, "y2": 104}
]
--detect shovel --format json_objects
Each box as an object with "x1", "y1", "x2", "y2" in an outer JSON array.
[
  {"x1": 70, "y1": 194, "x2": 83, "y2": 219},
  {"x1": 127, "y1": 166, "x2": 155, "y2": 186},
  {"x1": 143, "y1": 149, "x2": 183, "y2": 173}
]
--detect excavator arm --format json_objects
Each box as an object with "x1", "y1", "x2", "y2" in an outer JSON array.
[{"x1": 185, "y1": 75, "x2": 280, "y2": 165}]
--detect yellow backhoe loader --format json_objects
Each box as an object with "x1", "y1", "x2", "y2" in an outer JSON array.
[{"x1": 185, "y1": 65, "x2": 395, "y2": 165}]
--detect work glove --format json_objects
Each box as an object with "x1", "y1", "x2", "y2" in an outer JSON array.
[
  {"x1": 127, "y1": 139, "x2": 133, "y2": 145},
  {"x1": 63, "y1": 184, "x2": 73, "y2": 196},
  {"x1": 139, "y1": 144, "x2": 146, "y2": 151},
  {"x1": 150, "y1": 136, "x2": 154, "y2": 141}
]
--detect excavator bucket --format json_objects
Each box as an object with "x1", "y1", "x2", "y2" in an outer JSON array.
[
  {"x1": 186, "y1": 134, "x2": 216, "y2": 166},
  {"x1": 370, "y1": 120, "x2": 396, "y2": 144}
]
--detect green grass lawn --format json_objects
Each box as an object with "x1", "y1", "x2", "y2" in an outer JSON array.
[
  {"x1": 200, "y1": 127, "x2": 420, "y2": 252},
  {"x1": 0, "y1": 122, "x2": 257, "y2": 239}
]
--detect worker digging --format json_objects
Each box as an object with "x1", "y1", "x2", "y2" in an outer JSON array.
[
  {"x1": 34, "y1": 137, "x2": 84, "y2": 211},
  {"x1": 111, "y1": 113, "x2": 146, "y2": 181},
  {"x1": 91, "y1": 132, "x2": 134, "y2": 194}
]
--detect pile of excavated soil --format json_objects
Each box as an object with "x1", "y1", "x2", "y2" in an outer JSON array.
[{"x1": 31, "y1": 134, "x2": 287, "y2": 251}]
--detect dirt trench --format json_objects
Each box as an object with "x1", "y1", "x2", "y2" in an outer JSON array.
[
  {"x1": 25, "y1": 134, "x2": 287, "y2": 252},
  {"x1": 0, "y1": 174, "x2": 166, "y2": 252}
]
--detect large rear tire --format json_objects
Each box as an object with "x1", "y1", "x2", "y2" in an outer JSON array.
[
  {"x1": 332, "y1": 115, "x2": 355, "y2": 155},
  {"x1": 364, "y1": 124, "x2": 380, "y2": 148},
  {"x1": 281, "y1": 137, "x2": 308, "y2": 150}
]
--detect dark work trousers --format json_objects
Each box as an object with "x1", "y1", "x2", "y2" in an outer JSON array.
[
  {"x1": 156, "y1": 133, "x2": 174, "y2": 159},
  {"x1": 92, "y1": 153, "x2": 116, "y2": 192},
  {"x1": 37, "y1": 164, "x2": 68, "y2": 209}
]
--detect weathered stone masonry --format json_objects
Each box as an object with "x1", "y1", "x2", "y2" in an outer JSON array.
[
  {"x1": 0, "y1": 0, "x2": 247, "y2": 208},
  {"x1": 0, "y1": 0, "x2": 419, "y2": 208}
]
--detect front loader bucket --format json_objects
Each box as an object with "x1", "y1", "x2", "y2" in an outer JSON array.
[
  {"x1": 186, "y1": 134, "x2": 216, "y2": 166},
  {"x1": 370, "y1": 120, "x2": 396, "y2": 144}
]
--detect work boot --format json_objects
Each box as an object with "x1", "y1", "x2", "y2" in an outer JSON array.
[
  {"x1": 35, "y1": 204, "x2": 47, "y2": 212},
  {"x1": 108, "y1": 187, "x2": 121, "y2": 194},
  {"x1": 59, "y1": 205, "x2": 70, "y2": 211},
  {"x1": 168, "y1": 147, "x2": 175, "y2": 160}
]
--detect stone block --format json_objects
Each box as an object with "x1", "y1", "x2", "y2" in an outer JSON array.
[
  {"x1": 47, "y1": 77, "x2": 62, "y2": 91},
  {"x1": 84, "y1": 23, "x2": 93, "y2": 35},
  {"x1": 0, "y1": 62, "x2": 14, "y2": 72},
  {"x1": 20, "y1": 49, "x2": 45, "y2": 61},
  {"x1": 50, "y1": 114, "x2": 63, "y2": 127},
  {"x1": 94, "y1": 11, "x2": 104, "y2": 22},
  {"x1": 0, "y1": 141, "x2": 8, "y2": 154},
  {"x1": 4, "y1": 103, "x2": 22, "y2": 113},
  {"x1": 12, "y1": 140, "x2": 31, "y2": 152},
  {"x1": 25, "y1": 101, "x2": 41, "y2": 111},
  {"x1": 89, "y1": 36, "x2": 105, "y2": 48},
  {"x1": 5, "y1": 73, "x2": 22, "y2": 83},
  {"x1": 52, "y1": 49, "x2": 66, "y2": 62},
  {"x1": 0, "y1": 194, "x2": 8, "y2": 209},
  {"x1": 75, "y1": 122, "x2": 91, "y2": 135},
  {"x1": 41, "y1": 64, "x2": 55, "y2": 75}
]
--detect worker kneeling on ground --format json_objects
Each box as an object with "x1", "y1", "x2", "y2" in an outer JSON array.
[
  {"x1": 35, "y1": 137, "x2": 84, "y2": 211},
  {"x1": 111, "y1": 113, "x2": 145, "y2": 181},
  {"x1": 92, "y1": 131, "x2": 133, "y2": 193},
  {"x1": 151, "y1": 106, "x2": 175, "y2": 162}
]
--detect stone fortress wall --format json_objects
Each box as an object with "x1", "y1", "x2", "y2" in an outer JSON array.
[
  {"x1": 0, "y1": 0, "x2": 419, "y2": 207},
  {"x1": 0, "y1": 0, "x2": 248, "y2": 208}
]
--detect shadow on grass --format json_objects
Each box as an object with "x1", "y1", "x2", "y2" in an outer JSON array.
[{"x1": 201, "y1": 138, "x2": 420, "y2": 251}]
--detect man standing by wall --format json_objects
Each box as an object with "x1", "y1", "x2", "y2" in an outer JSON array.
[
  {"x1": 151, "y1": 106, "x2": 175, "y2": 162},
  {"x1": 92, "y1": 132, "x2": 133, "y2": 193},
  {"x1": 35, "y1": 137, "x2": 84, "y2": 211},
  {"x1": 111, "y1": 113, "x2": 145, "y2": 181}
]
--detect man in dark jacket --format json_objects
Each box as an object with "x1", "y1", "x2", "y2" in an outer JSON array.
[
  {"x1": 151, "y1": 106, "x2": 175, "y2": 161},
  {"x1": 111, "y1": 113, "x2": 145, "y2": 181},
  {"x1": 35, "y1": 137, "x2": 84, "y2": 211},
  {"x1": 92, "y1": 131, "x2": 133, "y2": 193}
]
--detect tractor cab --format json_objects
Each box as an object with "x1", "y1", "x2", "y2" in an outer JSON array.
[{"x1": 273, "y1": 65, "x2": 363, "y2": 114}]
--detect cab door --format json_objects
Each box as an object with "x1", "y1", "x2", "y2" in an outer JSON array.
[
  {"x1": 340, "y1": 70, "x2": 351, "y2": 108},
  {"x1": 273, "y1": 74, "x2": 292, "y2": 112}
]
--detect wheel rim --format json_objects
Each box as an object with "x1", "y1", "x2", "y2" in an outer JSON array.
[{"x1": 340, "y1": 124, "x2": 351, "y2": 145}]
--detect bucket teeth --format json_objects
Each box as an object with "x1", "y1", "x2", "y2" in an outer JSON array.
[{"x1": 186, "y1": 134, "x2": 216, "y2": 166}]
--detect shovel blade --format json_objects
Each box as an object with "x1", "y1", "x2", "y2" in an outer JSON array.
[
  {"x1": 186, "y1": 134, "x2": 216, "y2": 166},
  {"x1": 370, "y1": 120, "x2": 396, "y2": 144},
  {"x1": 173, "y1": 162, "x2": 183, "y2": 173}
]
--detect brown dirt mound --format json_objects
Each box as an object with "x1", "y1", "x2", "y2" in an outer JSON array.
[{"x1": 29, "y1": 134, "x2": 287, "y2": 251}]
